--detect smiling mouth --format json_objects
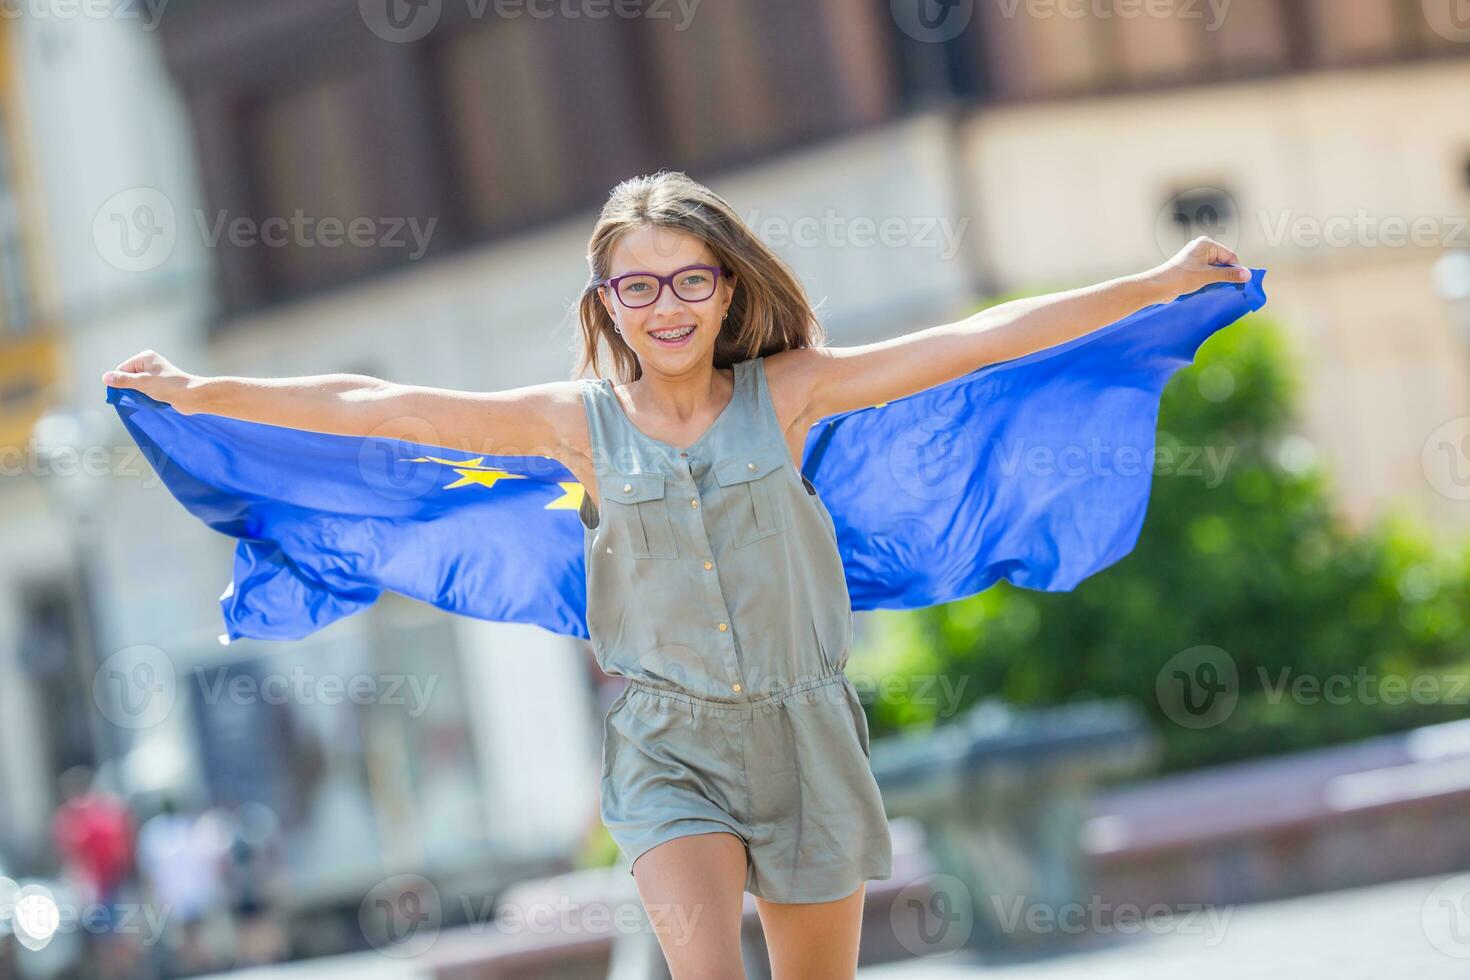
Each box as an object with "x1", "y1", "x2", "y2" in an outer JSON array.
[{"x1": 649, "y1": 324, "x2": 696, "y2": 342}]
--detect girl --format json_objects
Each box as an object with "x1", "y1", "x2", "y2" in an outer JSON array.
[{"x1": 103, "y1": 170, "x2": 1249, "y2": 979}]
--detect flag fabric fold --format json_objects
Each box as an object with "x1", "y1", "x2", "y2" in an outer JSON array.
[
  {"x1": 802, "y1": 269, "x2": 1268, "y2": 609},
  {"x1": 107, "y1": 269, "x2": 1267, "y2": 644},
  {"x1": 108, "y1": 394, "x2": 591, "y2": 643}
]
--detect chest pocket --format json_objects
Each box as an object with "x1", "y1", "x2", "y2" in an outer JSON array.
[
  {"x1": 715, "y1": 447, "x2": 789, "y2": 548},
  {"x1": 606, "y1": 471, "x2": 677, "y2": 559}
]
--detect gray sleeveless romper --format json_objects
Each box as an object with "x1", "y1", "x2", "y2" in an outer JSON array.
[{"x1": 578, "y1": 355, "x2": 893, "y2": 903}]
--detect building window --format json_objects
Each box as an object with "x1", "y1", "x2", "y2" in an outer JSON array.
[
  {"x1": 817, "y1": 0, "x2": 900, "y2": 125},
  {"x1": 1161, "y1": 187, "x2": 1238, "y2": 252},
  {"x1": 245, "y1": 68, "x2": 398, "y2": 301},
  {"x1": 978, "y1": 4, "x2": 1113, "y2": 99},
  {"x1": 1108, "y1": 0, "x2": 1205, "y2": 84},
  {"x1": 437, "y1": 18, "x2": 569, "y2": 233},
  {"x1": 642, "y1": 3, "x2": 779, "y2": 167},
  {"x1": 19, "y1": 581, "x2": 96, "y2": 777},
  {"x1": 1306, "y1": 0, "x2": 1404, "y2": 64},
  {"x1": 1211, "y1": 0, "x2": 1292, "y2": 74}
]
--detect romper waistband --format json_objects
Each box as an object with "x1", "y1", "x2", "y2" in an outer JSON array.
[{"x1": 625, "y1": 671, "x2": 848, "y2": 710}]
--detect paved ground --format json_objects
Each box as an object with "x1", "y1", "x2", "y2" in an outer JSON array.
[
  {"x1": 857, "y1": 873, "x2": 1470, "y2": 979},
  {"x1": 193, "y1": 955, "x2": 430, "y2": 980},
  {"x1": 189, "y1": 873, "x2": 1468, "y2": 979}
]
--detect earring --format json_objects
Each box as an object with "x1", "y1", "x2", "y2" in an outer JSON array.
[{"x1": 722, "y1": 312, "x2": 728, "y2": 320}]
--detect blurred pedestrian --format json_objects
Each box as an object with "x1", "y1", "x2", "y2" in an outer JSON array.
[
  {"x1": 221, "y1": 803, "x2": 288, "y2": 967},
  {"x1": 136, "y1": 798, "x2": 224, "y2": 976},
  {"x1": 49, "y1": 766, "x2": 139, "y2": 980}
]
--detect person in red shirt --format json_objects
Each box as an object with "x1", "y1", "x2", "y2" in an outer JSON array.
[{"x1": 50, "y1": 766, "x2": 140, "y2": 979}]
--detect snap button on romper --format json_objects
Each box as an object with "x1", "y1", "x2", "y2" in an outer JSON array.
[{"x1": 579, "y1": 355, "x2": 894, "y2": 903}]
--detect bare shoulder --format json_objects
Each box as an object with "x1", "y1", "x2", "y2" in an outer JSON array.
[{"x1": 759, "y1": 347, "x2": 829, "y2": 434}]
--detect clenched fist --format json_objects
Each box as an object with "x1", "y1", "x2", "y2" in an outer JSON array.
[
  {"x1": 102, "y1": 350, "x2": 205, "y2": 413},
  {"x1": 1149, "y1": 236, "x2": 1253, "y2": 302}
]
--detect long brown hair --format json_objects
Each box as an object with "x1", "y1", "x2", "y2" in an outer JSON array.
[{"x1": 573, "y1": 170, "x2": 827, "y2": 383}]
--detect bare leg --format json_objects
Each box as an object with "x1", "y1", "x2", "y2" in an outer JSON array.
[
  {"x1": 755, "y1": 883, "x2": 866, "y2": 980},
  {"x1": 630, "y1": 830, "x2": 751, "y2": 980}
]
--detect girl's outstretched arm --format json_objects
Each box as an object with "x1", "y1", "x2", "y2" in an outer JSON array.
[
  {"x1": 773, "y1": 236, "x2": 1251, "y2": 426},
  {"x1": 102, "y1": 350, "x2": 582, "y2": 461}
]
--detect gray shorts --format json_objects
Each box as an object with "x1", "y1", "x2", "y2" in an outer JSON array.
[{"x1": 600, "y1": 671, "x2": 893, "y2": 904}]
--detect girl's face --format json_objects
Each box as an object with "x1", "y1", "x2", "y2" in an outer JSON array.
[{"x1": 599, "y1": 225, "x2": 736, "y2": 375}]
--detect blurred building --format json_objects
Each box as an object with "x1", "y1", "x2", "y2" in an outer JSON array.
[
  {"x1": 0, "y1": 0, "x2": 1465, "y2": 934},
  {"x1": 0, "y1": 0, "x2": 602, "y2": 920},
  {"x1": 945, "y1": 1, "x2": 1470, "y2": 533}
]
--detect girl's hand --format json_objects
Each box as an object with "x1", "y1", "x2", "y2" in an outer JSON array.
[
  {"x1": 1148, "y1": 236, "x2": 1252, "y2": 301},
  {"x1": 102, "y1": 350, "x2": 206, "y2": 414}
]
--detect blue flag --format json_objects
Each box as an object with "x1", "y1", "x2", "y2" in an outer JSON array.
[
  {"x1": 813, "y1": 270, "x2": 1270, "y2": 608},
  {"x1": 107, "y1": 270, "x2": 1266, "y2": 644}
]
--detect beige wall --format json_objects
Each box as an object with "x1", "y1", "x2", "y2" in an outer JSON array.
[{"x1": 959, "y1": 60, "x2": 1470, "y2": 534}]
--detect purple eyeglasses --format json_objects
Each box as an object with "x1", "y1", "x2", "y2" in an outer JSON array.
[{"x1": 600, "y1": 264, "x2": 729, "y2": 309}]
